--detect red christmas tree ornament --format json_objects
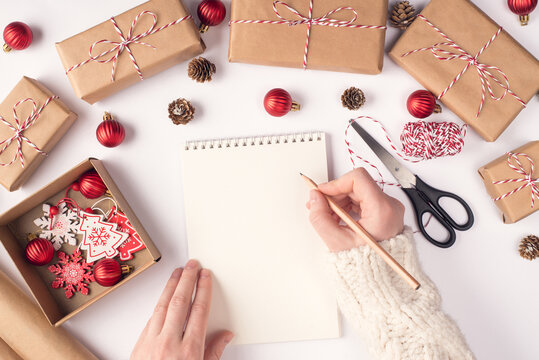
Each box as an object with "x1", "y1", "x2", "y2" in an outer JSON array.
[
  {"x1": 107, "y1": 206, "x2": 146, "y2": 261},
  {"x1": 78, "y1": 170, "x2": 107, "y2": 199},
  {"x1": 24, "y1": 237, "x2": 54, "y2": 266},
  {"x1": 96, "y1": 112, "x2": 125, "y2": 148},
  {"x1": 3, "y1": 21, "x2": 33, "y2": 52},
  {"x1": 406, "y1": 90, "x2": 442, "y2": 119},
  {"x1": 197, "y1": 0, "x2": 226, "y2": 33},
  {"x1": 508, "y1": 0, "x2": 538, "y2": 25},
  {"x1": 93, "y1": 258, "x2": 132, "y2": 287},
  {"x1": 264, "y1": 88, "x2": 301, "y2": 117}
]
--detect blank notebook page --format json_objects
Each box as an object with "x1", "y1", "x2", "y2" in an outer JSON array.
[{"x1": 181, "y1": 132, "x2": 340, "y2": 345}]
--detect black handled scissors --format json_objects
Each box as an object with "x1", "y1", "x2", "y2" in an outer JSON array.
[{"x1": 350, "y1": 121, "x2": 474, "y2": 248}]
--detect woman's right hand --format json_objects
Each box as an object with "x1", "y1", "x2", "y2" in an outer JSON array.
[{"x1": 306, "y1": 168, "x2": 405, "y2": 252}]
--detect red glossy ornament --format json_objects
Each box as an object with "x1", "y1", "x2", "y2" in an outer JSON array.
[
  {"x1": 49, "y1": 206, "x2": 59, "y2": 216},
  {"x1": 25, "y1": 238, "x2": 54, "y2": 266},
  {"x1": 78, "y1": 170, "x2": 107, "y2": 199},
  {"x1": 508, "y1": 0, "x2": 538, "y2": 25},
  {"x1": 197, "y1": 0, "x2": 226, "y2": 33},
  {"x1": 96, "y1": 112, "x2": 125, "y2": 148},
  {"x1": 84, "y1": 207, "x2": 94, "y2": 214},
  {"x1": 94, "y1": 258, "x2": 132, "y2": 287},
  {"x1": 3, "y1": 22, "x2": 33, "y2": 52},
  {"x1": 406, "y1": 90, "x2": 442, "y2": 119},
  {"x1": 264, "y1": 88, "x2": 301, "y2": 117}
]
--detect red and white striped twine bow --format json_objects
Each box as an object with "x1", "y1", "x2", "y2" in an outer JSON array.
[
  {"x1": 0, "y1": 96, "x2": 58, "y2": 168},
  {"x1": 230, "y1": 0, "x2": 386, "y2": 69},
  {"x1": 65, "y1": 11, "x2": 192, "y2": 82},
  {"x1": 401, "y1": 14, "x2": 525, "y2": 118},
  {"x1": 493, "y1": 152, "x2": 538, "y2": 208}
]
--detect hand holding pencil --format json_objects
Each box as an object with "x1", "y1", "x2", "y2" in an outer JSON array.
[{"x1": 304, "y1": 168, "x2": 420, "y2": 290}]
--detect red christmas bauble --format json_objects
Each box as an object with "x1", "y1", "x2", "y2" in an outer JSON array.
[
  {"x1": 79, "y1": 170, "x2": 107, "y2": 199},
  {"x1": 508, "y1": 0, "x2": 538, "y2": 25},
  {"x1": 25, "y1": 238, "x2": 54, "y2": 266},
  {"x1": 94, "y1": 259, "x2": 131, "y2": 287},
  {"x1": 96, "y1": 113, "x2": 125, "y2": 148},
  {"x1": 197, "y1": 0, "x2": 226, "y2": 33},
  {"x1": 3, "y1": 22, "x2": 33, "y2": 52},
  {"x1": 406, "y1": 90, "x2": 442, "y2": 119},
  {"x1": 264, "y1": 88, "x2": 301, "y2": 117}
]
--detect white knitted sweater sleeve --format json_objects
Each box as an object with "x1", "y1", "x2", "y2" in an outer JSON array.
[{"x1": 327, "y1": 227, "x2": 475, "y2": 360}]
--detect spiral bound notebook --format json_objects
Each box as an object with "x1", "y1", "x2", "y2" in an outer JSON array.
[{"x1": 181, "y1": 132, "x2": 340, "y2": 345}]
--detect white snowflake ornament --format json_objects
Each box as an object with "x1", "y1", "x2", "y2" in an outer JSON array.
[
  {"x1": 79, "y1": 212, "x2": 129, "y2": 263},
  {"x1": 34, "y1": 203, "x2": 81, "y2": 250}
]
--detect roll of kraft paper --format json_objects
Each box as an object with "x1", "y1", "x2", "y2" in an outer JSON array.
[
  {"x1": 0, "y1": 270, "x2": 98, "y2": 360},
  {"x1": 0, "y1": 337, "x2": 22, "y2": 360}
]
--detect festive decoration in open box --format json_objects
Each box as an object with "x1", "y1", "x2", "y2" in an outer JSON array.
[
  {"x1": 229, "y1": 0, "x2": 387, "y2": 74},
  {"x1": 478, "y1": 141, "x2": 539, "y2": 224},
  {"x1": 0, "y1": 77, "x2": 77, "y2": 191},
  {"x1": 56, "y1": 0, "x2": 205, "y2": 104},
  {"x1": 389, "y1": 0, "x2": 539, "y2": 142}
]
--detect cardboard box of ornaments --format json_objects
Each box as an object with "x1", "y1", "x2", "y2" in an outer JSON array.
[{"x1": 0, "y1": 158, "x2": 161, "y2": 326}]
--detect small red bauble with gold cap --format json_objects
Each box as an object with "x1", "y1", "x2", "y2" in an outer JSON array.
[
  {"x1": 508, "y1": 0, "x2": 538, "y2": 25},
  {"x1": 94, "y1": 258, "x2": 132, "y2": 287},
  {"x1": 96, "y1": 112, "x2": 125, "y2": 148},
  {"x1": 25, "y1": 236, "x2": 54, "y2": 266},
  {"x1": 197, "y1": 0, "x2": 226, "y2": 33},
  {"x1": 264, "y1": 88, "x2": 301, "y2": 117},
  {"x1": 3, "y1": 21, "x2": 33, "y2": 52},
  {"x1": 406, "y1": 90, "x2": 442, "y2": 119}
]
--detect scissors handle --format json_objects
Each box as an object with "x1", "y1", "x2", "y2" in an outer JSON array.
[{"x1": 402, "y1": 176, "x2": 474, "y2": 248}]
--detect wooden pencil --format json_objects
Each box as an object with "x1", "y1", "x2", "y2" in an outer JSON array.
[{"x1": 301, "y1": 173, "x2": 420, "y2": 290}]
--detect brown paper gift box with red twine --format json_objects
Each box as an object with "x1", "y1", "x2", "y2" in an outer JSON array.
[
  {"x1": 229, "y1": 0, "x2": 388, "y2": 74},
  {"x1": 0, "y1": 77, "x2": 77, "y2": 192},
  {"x1": 478, "y1": 141, "x2": 539, "y2": 224},
  {"x1": 389, "y1": 0, "x2": 539, "y2": 142},
  {"x1": 56, "y1": 0, "x2": 205, "y2": 104}
]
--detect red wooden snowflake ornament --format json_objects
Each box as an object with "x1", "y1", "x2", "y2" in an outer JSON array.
[
  {"x1": 48, "y1": 250, "x2": 94, "y2": 299},
  {"x1": 107, "y1": 206, "x2": 146, "y2": 261}
]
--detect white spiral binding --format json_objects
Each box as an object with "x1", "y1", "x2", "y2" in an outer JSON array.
[{"x1": 184, "y1": 132, "x2": 324, "y2": 151}]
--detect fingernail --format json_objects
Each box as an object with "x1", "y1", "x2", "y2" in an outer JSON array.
[
  {"x1": 185, "y1": 259, "x2": 198, "y2": 269},
  {"x1": 171, "y1": 268, "x2": 182, "y2": 278},
  {"x1": 224, "y1": 333, "x2": 234, "y2": 344},
  {"x1": 200, "y1": 268, "x2": 211, "y2": 278}
]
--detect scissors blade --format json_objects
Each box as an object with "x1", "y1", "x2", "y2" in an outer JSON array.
[{"x1": 350, "y1": 120, "x2": 416, "y2": 189}]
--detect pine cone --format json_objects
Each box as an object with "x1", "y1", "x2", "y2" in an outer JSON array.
[
  {"x1": 168, "y1": 98, "x2": 195, "y2": 125},
  {"x1": 390, "y1": 1, "x2": 417, "y2": 30},
  {"x1": 519, "y1": 235, "x2": 539, "y2": 261},
  {"x1": 188, "y1": 57, "x2": 216, "y2": 83},
  {"x1": 341, "y1": 87, "x2": 366, "y2": 110}
]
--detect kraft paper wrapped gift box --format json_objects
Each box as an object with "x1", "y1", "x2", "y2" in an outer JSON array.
[
  {"x1": 229, "y1": 0, "x2": 388, "y2": 74},
  {"x1": 0, "y1": 159, "x2": 161, "y2": 326},
  {"x1": 389, "y1": 0, "x2": 539, "y2": 142},
  {"x1": 56, "y1": 0, "x2": 205, "y2": 104},
  {"x1": 478, "y1": 141, "x2": 539, "y2": 224},
  {"x1": 0, "y1": 77, "x2": 77, "y2": 192}
]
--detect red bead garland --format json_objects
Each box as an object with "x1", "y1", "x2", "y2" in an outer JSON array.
[
  {"x1": 94, "y1": 258, "x2": 131, "y2": 287},
  {"x1": 3, "y1": 22, "x2": 33, "y2": 52},
  {"x1": 197, "y1": 0, "x2": 226, "y2": 33},
  {"x1": 78, "y1": 170, "x2": 107, "y2": 199},
  {"x1": 25, "y1": 238, "x2": 54, "y2": 266},
  {"x1": 264, "y1": 88, "x2": 301, "y2": 117},
  {"x1": 406, "y1": 90, "x2": 442, "y2": 119},
  {"x1": 96, "y1": 112, "x2": 125, "y2": 148}
]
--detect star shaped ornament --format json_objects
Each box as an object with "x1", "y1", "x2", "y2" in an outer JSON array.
[
  {"x1": 79, "y1": 212, "x2": 129, "y2": 263},
  {"x1": 34, "y1": 203, "x2": 81, "y2": 250},
  {"x1": 107, "y1": 206, "x2": 146, "y2": 261}
]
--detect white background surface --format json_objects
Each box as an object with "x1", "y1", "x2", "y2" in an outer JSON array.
[{"x1": 0, "y1": 0, "x2": 538, "y2": 359}]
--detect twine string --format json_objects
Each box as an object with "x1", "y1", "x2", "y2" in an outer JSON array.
[
  {"x1": 492, "y1": 152, "x2": 538, "y2": 208},
  {"x1": 0, "y1": 96, "x2": 57, "y2": 168}
]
